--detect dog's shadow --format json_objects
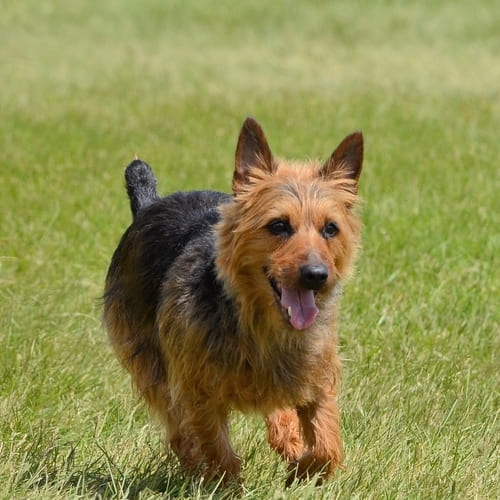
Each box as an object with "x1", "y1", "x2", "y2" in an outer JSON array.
[
  {"x1": 84, "y1": 464, "x2": 242, "y2": 499},
  {"x1": 26, "y1": 444, "x2": 242, "y2": 499}
]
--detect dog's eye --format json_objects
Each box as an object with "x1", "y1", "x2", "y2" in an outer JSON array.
[
  {"x1": 267, "y1": 219, "x2": 293, "y2": 237},
  {"x1": 322, "y1": 222, "x2": 339, "y2": 239}
]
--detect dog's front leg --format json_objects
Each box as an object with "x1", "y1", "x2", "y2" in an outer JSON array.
[
  {"x1": 178, "y1": 400, "x2": 241, "y2": 482},
  {"x1": 265, "y1": 409, "x2": 304, "y2": 462},
  {"x1": 288, "y1": 390, "x2": 343, "y2": 484}
]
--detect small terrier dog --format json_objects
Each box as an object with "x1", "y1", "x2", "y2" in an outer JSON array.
[{"x1": 103, "y1": 117, "x2": 363, "y2": 484}]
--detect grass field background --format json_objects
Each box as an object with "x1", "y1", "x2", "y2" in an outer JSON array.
[{"x1": 1, "y1": 0, "x2": 499, "y2": 498}]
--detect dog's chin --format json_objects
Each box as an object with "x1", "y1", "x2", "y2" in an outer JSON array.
[{"x1": 265, "y1": 271, "x2": 320, "y2": 331}]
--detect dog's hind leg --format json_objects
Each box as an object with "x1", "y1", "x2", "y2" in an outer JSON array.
[
  {"x1": 265, "y1": 409, "x2": 304, "y2": 462},
  {"x1": 172, "y1": 399, "x2": 241, "y2": 482}
]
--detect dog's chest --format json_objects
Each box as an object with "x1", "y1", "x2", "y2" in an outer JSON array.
[{"x1": 226, "y1": 348, "x2": 332, "y2": 413}]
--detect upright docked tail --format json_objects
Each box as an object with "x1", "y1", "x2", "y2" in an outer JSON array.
[{"x1": 125, "y1": 159, "x2": 159, "y2": 219}]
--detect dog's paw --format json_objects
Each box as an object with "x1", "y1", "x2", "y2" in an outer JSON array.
[{"x1": 285, "y1": 452, "x2": 333, "y2": 487}]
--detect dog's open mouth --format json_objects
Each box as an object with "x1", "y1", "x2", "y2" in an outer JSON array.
[{"x1": 267, "y1": 272, "x2": 319, "y2": 331}]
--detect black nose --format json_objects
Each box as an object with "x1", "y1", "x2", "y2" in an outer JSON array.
[{"x1": 299, "y1": 264, "x2": 328, "y2": 290}]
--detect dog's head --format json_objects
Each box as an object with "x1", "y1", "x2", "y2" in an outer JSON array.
[{"x1": 217, "y1": 117, "x2": 363, "y2": 332}]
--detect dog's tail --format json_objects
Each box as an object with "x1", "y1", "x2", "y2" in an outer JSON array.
[{"x1": 124, "y1": 159, "x2": 159, "y2": 219}]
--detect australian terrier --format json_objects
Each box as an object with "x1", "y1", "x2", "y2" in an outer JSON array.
[{"x1": 103, "y1": 117, "x2": 363, "y2": 484}]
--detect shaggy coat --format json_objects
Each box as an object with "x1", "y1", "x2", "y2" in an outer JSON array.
[{"x1": 103, "y1": 117, "x2": 363, "y2": 484}]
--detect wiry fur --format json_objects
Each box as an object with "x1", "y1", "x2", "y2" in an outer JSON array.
[{"x1": 103, "y1": 117, "x2": 363, "y2": 484}]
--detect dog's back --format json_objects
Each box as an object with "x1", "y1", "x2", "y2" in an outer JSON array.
[
  {"x1": 107, "y1": 160, "x2": 230, "y2": 308},
  {"x1": 104, "y1": 160, "x2": 231, "y2": 403}
]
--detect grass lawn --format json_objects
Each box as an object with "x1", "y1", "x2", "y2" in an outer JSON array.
[{"x1": 1, "y1": 0, "x2": 499, "y2": 498}]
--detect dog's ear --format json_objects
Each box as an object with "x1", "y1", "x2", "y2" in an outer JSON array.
[
  {"x1": 320, "y1": 131, "x2": 363, "y2": 186},
  {"x1": 233, "y1": 117, "x2": 274, "y2": 192}
]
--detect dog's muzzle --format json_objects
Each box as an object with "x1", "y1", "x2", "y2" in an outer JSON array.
[{"x1": 266, "y1": 265, "x2": 328, "y2": 330}]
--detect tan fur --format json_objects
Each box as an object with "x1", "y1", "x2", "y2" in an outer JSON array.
[{"x1": 103, "y1": 118, "x2": 363, "y2": 485}]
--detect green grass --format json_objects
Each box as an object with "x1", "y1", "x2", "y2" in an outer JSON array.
[{"x1": 1, "y1": 0, "x2": 499, "y2": 498}]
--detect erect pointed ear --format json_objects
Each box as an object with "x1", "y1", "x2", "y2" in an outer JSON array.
[
  {"x1": 321, "y1": 131, "x2": 363, "y2": 184},
  {"x1": 233, "y1": 117, "x2": 274, "y2": 192}
]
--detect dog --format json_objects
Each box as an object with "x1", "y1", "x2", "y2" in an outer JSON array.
[{"x1": 103, "y1": 117, "x2": 363, "y2": 485}]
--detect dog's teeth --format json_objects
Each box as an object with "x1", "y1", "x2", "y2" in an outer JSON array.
[{"x1": 287, "y1": 306, "x2": 292, "y2": 318}]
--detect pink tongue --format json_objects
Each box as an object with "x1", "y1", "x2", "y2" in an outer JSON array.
[{"x1": 281, "y1": 287, "x2": 319, "y2": 330}]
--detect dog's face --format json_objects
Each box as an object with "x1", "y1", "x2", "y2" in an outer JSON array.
[{"x1": 217, "y1": 118, "x2": 363, "y2": 332}]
